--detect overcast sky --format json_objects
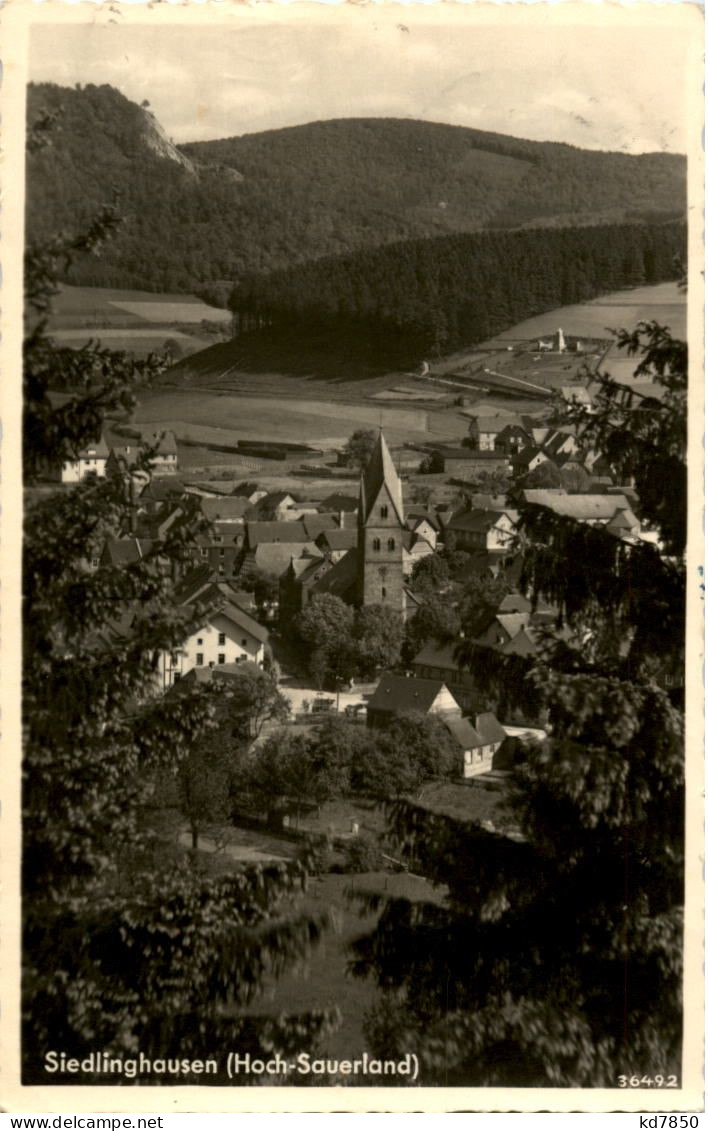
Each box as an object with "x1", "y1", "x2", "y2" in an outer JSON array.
[{"x1": 29, "y1": 6, "x2": 697, "y2": 154}]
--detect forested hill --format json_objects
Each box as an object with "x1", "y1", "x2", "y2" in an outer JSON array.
[
  {"x1": 225, "y1": 221, "x2": 686, "y2": 374},
  {"x1": 26, "y1": 82, "x2": 687, "y2": 296}
]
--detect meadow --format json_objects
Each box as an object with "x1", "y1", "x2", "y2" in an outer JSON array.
[
  {"x1": 47, "y1": 284, "x2": 231, "y2": 358},
  {"x1": 123, "y1": 280, "x2": 687, "y2": 463}
]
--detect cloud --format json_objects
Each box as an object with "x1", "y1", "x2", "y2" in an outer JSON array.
[{"x1": 29, "y1": 13, "x2": 693, "y2": 153}]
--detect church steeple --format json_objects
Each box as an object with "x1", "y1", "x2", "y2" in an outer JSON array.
[
  {"x1": 356, "y1": 429, "x2": 406, "y2": 613},
  {"x1": 358, "y1": 429, "x2": 404, "y2": 526}
]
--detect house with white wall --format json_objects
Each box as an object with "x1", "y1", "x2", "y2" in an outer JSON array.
[{"x1": 159, "y1": 601, "x2": 269, "y2": 690}]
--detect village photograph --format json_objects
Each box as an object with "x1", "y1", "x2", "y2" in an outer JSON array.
[{"x1": 10, "y1": 0, "x2": 702, "y2": 1107}]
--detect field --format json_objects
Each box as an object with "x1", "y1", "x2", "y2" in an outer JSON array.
[
  {"x1": 47, "y1": 284, "x2": 231, "y2": 358},
  {"x1": 112, "y1": 281, "x2": 689, "y2": 474}
]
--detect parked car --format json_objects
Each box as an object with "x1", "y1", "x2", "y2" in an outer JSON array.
[
  {"x1": 344, "y1": 702, "x2": 367, "y2": 719},
  {"x1": 312, "y1": 697, "x2": 336, "y2": 714}
]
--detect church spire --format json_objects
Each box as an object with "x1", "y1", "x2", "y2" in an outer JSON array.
[{"x1": 359, "y1": 430, "x2": 404, "y2": 526}]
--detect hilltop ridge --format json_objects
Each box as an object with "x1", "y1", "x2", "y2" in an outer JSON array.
[{"x1": 27, "y1": 82, "x2": 687, "y2": 296}]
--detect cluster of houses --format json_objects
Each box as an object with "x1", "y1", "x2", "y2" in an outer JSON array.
[
  {"x1": 72, "y1": 408, "x2": 656, "y2": 783},
  {"x1": 434, "y1": 402, "x2": 609, "y2": 485}
]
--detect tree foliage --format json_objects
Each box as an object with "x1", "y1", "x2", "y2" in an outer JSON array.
[
  {"x1": 22, "y1": 198, "x2": 335, "y2": 1082},
  {"x1": 353, "y1": 320, "x2": 687, "y2": 1086}
]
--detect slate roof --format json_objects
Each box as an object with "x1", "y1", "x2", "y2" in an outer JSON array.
[
  {"x1": 220, "y1": 602, "x2": 269, "y2": 644},
  {"x1": 497, "y1": 592, "x2": 532, "y2": 614},
  {"x1": 309, "y1": 547, "x2": 359, "y2": 600},
  {"x1": 367, "y1": 673, "x2": 458, "y2": 715},
  {"x1": 523, "y1": 491, "x2": 632, "y2": 521},
  {"x1": 413, "y1": 638, "x2": 460, "y2": 672},
  {"x1": 101, "y1": 537, "x2": 155, "y2": 566},
  {"x1": 499, "y1": 628, "x2": 538, "y2": 657},
  {"x1": 470, "y1": 415, "x2": 522, "y2": 433},
  {"x1": 76, "y1": 434, "x2": 110, "y2": 459},
  {"x1": 511, "y1": 445, "x2": 546, "y2": 469},
  {"x1": 446, "y1": 507, "x2": 517, "y2": 533},
  {"x1": 359, "y1": 431, "x2": 405, "y2": 525},
  {"x1": 252, "y1": 542, "x2": 322, "y2": 578},
  {"x1": 442, "y1": 712, "x2": 505, "y2": 750},
  {"x1": 147, "y1": 430, "x2": 178, "y2": 455},
  {"x1": 316, "y1": 528, "x2": 357, "y2": 552},
  {"x1": 247, "y1": 520, "x2": 307, "y2": 547},
  {"x1": 302, "y1": 513, "x2": 356, "y2": 539},
  {"x1": 200, "y1": 497, "x2": 251, "y2": 522}
]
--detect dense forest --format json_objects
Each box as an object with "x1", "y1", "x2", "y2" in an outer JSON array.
[
  {"x1": 26, "y1": 82, "x2": 686, "y2": 296},
  {"x1": 227, "y1": 221, "x2": 686, "y2": 368}
]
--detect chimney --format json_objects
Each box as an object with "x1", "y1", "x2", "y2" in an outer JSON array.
[{"x1": 339, "y1": 510, "x2": 345, "y2": 529}]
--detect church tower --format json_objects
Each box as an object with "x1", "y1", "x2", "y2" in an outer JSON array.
[{"x1": 357, "y1": 430, "x2": 406, "y2": 614}]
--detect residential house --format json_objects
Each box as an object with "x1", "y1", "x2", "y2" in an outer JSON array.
[
  {"x1": 449, "y1": 712, "x2": 508, "y2": 778},
  {"x1": 405, "y1": 511, "x2": 440, "y2": 550},
  {"x1": 412, "y1": 638, "x2": 484, "y2": 712},
  {"x1": 232, "y1": 483, "x2": 268, "y2": 504},
  {"x1": 245, "y1": 541, "x2": 324, "y2": 582},
  {"x1": 495, "y1": 423, "x2": 531, "y2": 456},
  {"x1": 367, "y1": 671, "x2": 508, "y2": 778},
  {"x1": 511, "y1": 446, "x2": 550, "y2": 477},
  {"x1": 441, "y1": 448, "x2": 510, "y2": 479},
  {"x1": 444, "y1": 508, "x2": 517, "y2": 554},
  {"x1": 61, "y1": 434, "x2": 110, "y2": 483},
  {"x1": 314, "y1": 527, "x2": 358, "y2": 562},
  {"x1": 523, "y1": 490, "x2": 635, "y2": 527},
  {"x1": 159, "y1": 589, "x2": 269, "y2": 690},
  {"x1": 200, "y1": 497, "x2": 251, "y2": 524},
  {"x1": 467, "y1": 414, "x2": 522, "y2": 451},
  {"x1": 542, "y1": 430, "x2": 579, "y2": 461},
  {"x1": 159, "y1": 603, "x2": 268, "y2": 689},
  {"x1": 145, "y1": 430, "x2": 179, "y2": 475},
  {"x1": 402, "y1": 529, "x2": 436, "y2": 577},
  {"x1": 561, "y1": 385, "x2": 594, "y2": 411},
  {"x1": 366, "y1": 673, "x2": 463, "y2": 729}
]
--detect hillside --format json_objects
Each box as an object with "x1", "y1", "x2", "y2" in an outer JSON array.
[{"x1": 26, "y1": 83, "x2": 687, "y2": 295}]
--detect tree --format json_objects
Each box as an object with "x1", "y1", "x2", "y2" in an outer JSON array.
[
  {"x1": 352, "y1": 320, "x2": 686, "y2": 1086},
  {"x1": 22, "y1": 199, "x2": 335, "y2": 1082},
  {"x1": 296, "y1": 593, "x2": 357, "y2": 688},
  {"x1": 343, "y1": 428, "x2": 377, "y2": 471},
  {"x1": 243, "y1": 729, "x2": 349, "y2": 825},
  {"x1": 176, "y1": 738, "x2": 233, "y2": 852},
  {"x1": 523, "y1": 459, "x2": 563, "y2": 489},
  {"x1": 403, "y1": 596, "x2": 461, "y2": 665},
  {"x1": 351, "y1": 713, "x2": 460, "y2": 799},
  {"x1": 408, "y1": 551, "x2": 451, "y2": 596},
  {"x1": 353, "y1": 605, "x2": 405, "y2": 679},
  {"x1": 218, "y1": 664, "x2": 290, "y2": 742}
]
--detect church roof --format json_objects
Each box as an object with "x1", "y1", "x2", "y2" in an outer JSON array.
[{"x1": 359, "y1": 430, "x2": 404, "y2": 526}]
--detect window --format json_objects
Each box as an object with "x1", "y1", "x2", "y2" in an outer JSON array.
[
  {"x1": 218, "y1": 632, "x2": 226, "y2": 645},
  {"x1": 218, "y1": 566, "x2": 225, "y2": 575},
  {"x1": 387, "y1": 538, "x2": 395, "y2": 551},
  {"x1": 214, "y1": 536, "x2": 223, "y2": 544},
  {"x1": 197, "y1": 637, "x2": 203, "y2": 645},
  {"x1": 196, "y1": 652, "x2": 204, "y2": 666},
  {"x1": 372, "y1": 538, "x2": 381, "y2": 551},
  {"x1": 218, "y1": 654, "x2": 225, "y2": 664},
  {"x1": 380, "y1": 505, "x2": 388, "y2": 518},
  {"x1": 241, "y1": 639, "x2": 247, "y2": 647},
  {"x1": 200, "y1": 548, "x2": 208, "y2": 558},
  {"x1": 381, "y1": 586, "x2": 387, "y2": 599}
]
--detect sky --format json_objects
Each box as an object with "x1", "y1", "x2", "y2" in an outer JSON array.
[{"x1": 28, "y1": 6, "x2": 699, "y2": 154}]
